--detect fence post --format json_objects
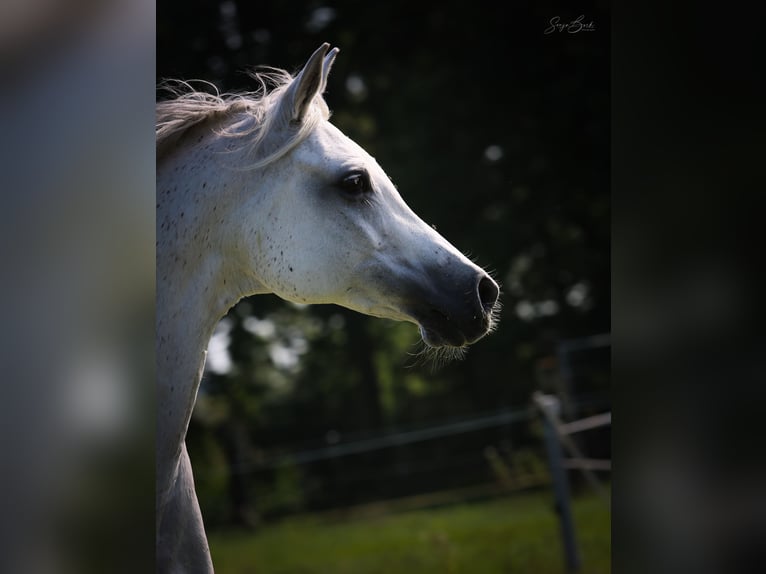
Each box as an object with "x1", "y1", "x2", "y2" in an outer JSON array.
[{"x1": 534, "y1": 392, "x2": 581, "y2": 573}]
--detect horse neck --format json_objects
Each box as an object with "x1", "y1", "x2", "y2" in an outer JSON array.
[
  {"x1": 156, "y1": 133, "x2": 268, "y2": 483},
  {"x1": 156, "y1": 249, "x2": 233, "y2": 470}
]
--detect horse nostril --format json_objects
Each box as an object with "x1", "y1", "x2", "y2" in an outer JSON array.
[{"x1": 477, "y1": 276, "x2": 499, "y2": 312}]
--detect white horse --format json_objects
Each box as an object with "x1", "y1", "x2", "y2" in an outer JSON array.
[{"x1": 156, "y1": 43, "x2": 500, "y2": 573}]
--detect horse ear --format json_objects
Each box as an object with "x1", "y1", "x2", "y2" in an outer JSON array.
[
  {"x1": 320, "y1": 46, "x2": 340, "y2": 91},
  {"x1": 288, "y1": 43, "x2": 339, "y2": 123}
]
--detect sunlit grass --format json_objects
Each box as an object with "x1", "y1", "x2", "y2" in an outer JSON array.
[{"x1": 209, "y1": 489, "x2": 610, "y2": 573}]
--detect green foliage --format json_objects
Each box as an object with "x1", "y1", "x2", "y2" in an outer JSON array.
[
  {"x1": 187, "y1": 428, "x2": 230, "y2": 525},
  {"x1": 254, "y1": 461, "x2": 306, "y2": 517}
]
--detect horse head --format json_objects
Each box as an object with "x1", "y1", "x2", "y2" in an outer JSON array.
[{"x1": 233, "y1": 43, "x2": 500, "y2": 350}]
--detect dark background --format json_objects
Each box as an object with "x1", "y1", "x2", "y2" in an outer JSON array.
[{"x1": 157, "y1": 0, "x2": 610, "y2": 527}]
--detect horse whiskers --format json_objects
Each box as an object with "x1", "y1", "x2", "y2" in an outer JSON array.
[
  {"x1": 405, "y1": 340, "x2": 468, "y2": 372},
  {"x1": 404, "y1": 297, "x2": 502, "y2": 372},
  {"x1": 487, "y1": 299, "x2": 503, "y2": 334}
]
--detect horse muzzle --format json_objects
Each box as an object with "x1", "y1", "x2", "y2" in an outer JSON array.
[{"x1": 407, "y1": 269, "x2": 500, "y2": 348}]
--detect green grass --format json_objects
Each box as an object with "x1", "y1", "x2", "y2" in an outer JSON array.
[{"x1": 208, "y1": 490, "x2": 610, "y2": 573}]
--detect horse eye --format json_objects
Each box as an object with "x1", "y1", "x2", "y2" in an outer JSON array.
[{"x1": 339, "y1": 171, "x2": 371, "y2": 195}]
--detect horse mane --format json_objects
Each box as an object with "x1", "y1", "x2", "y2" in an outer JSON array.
[{"x1": 156, "y1": 68, "x2": 330, "y2": 168}]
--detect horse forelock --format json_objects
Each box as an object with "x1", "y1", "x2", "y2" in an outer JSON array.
[{"x1": 156, "y1": 67, "x2": 330, "y2": 168}]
